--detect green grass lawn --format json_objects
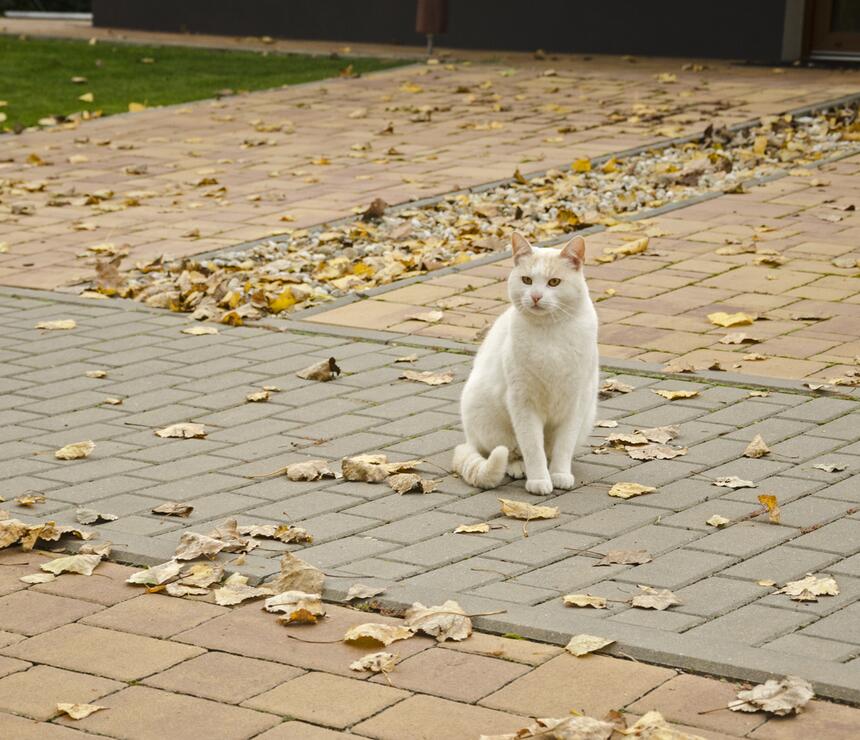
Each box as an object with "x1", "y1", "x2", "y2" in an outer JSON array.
[{"x1": 0, "y1": 35, "x2": 407, "y2": 129}]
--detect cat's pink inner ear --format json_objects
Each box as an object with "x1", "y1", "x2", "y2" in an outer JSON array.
[
  {"x1": 511, "y1": 232, "x2": 533, "y2": 264},
  {"x1": 560, "y1": 236, "x2": 586, "y2": 268}
]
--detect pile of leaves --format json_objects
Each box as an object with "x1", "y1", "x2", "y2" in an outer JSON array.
[{"x1": 89, "y1": 105, "x2": 858, "y2": 325}]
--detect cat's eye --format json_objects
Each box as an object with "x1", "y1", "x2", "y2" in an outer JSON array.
[
  {"x1": 521, "y1": 276, "x2": 533, "y2": 285},
  {"x1": 548, "y1": 278, "x2": 561, "y2": 287}
]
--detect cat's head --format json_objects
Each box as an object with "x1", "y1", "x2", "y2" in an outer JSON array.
[{"x1": 507, "y1": 232, "x2": 587, "y2": 319}]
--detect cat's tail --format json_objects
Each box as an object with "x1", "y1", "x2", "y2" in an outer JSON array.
[{"x1": 453, "y1": 443, "x2": 509, "y2": 489}]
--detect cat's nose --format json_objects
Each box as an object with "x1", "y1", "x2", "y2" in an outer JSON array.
[{"x1": 530, "y1": 292, "x2": 542, "y2": 305}]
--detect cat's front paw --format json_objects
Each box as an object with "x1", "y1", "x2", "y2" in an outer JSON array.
[
  {"x1": 550, "y1": 472, "x2": 576, "y2": 490},
  {"x1": 506, "y1": 459, "x2": 526, "y2": 479},
  {"x1": 525, "y1": 478, "x2": 553, "y2": 495}
]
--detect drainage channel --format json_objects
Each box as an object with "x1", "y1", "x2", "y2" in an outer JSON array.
[{"x1": 107, "y1": 92, "x2": 860, "y2": 325}]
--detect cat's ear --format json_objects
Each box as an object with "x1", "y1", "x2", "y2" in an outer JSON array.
[
  {"x1": 560, "y1": 236, "x2": 585, "y2": 269},
  {"x1": 511, "y1": 232, "x2": 533, "y2": 264}
]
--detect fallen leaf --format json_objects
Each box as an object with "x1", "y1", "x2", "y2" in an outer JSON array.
[
  {"x1": 407, "y1": 309, "x2": 444, "y2": 323},
  {"x1": 41, "y1": 553, "x2": 102, "y2": 576},
  {"x1": 812, "y1": 463, "x2": 847, "y2": 473},
  {"x1": 165, "y1": 583, "x2": 210, "y2": 597},
  {"x1": 151, "y1": 502, "x2": 193, "y2": 517},
  {"x1": 297, "y1": 357, "x2": 341, "y2": 381},
  {"x1": 720, "y1": 333, "x2": 760, "y2": 345},
  {"x1": 608, "y1": 482, "x2": 656, "y2": 499},
  {"x1": 757, "y1": 493, "x2": 781, "y2": 524},
  {"x1": 212, "y1": 572, "x2": 271, "y2": 605},
  {"x1": 350, "y1": 652, "x2": 398, "y2": 675},
  {"x1": 343, "y1": 623, "x2": 414, "y2": 647},
  {"x1": 601, "y1": 379, "x2": 634, "y2": 395},
  {"x1": 631, "y1": 585, "x2": 681, "y2": 610},
  {"x1": 706, "y1": 515, "x2": 732, "y2": 528},
  {"x1": 400, "y1": 369, "x2": 453, "y2": 385},
  {"x1": 126, "y1": 560, "x2": 182, "y2": 585},
  {"x1": 264, "y1": 590, "x2": 326, "y2": 624},
  {"x1": 269, "y1": 551, "x2": 324, "y2": 595},
  {"x1": 634, "y1": 426, "x2": 679, "y2": 444},
  {"x1": 563, "y1": 594, "x2": 607, "y2": 609},
  {"x1": 178, "y1": 562, "x2": 224, "y2": 588},
  {"x1": 341, "y1": 454, "x2": 421, "y2": 483},
  {"x1": 707, "y1": 312, "x2": 756, "y2": 328},
  {"x1": 74, "y1": 508, "x2": 117, "y2": 525},
  {"x1": 595, "y1": 420, "x2": 619, "y2": 428},
  {"x1": 596, "y1": 549, "x2": 652, "y2": 566},
  {"x1": 480, "y1": 715, "x2": 615, "y2": 740},
  {"x1": 454, "y1": 523, "x2": 491, "y2": 534},
  {"x1": 730, "y1": 676, "x2": 814, "y2": 716},
  {"x1": 20, "y1": 572, "x2": 56, "y2": 584},
  {"x1": 361, "y1": 198, "x2": 387, "y2": 220},
  {"x1": 236, "y1": 523, "x2": 312, "y2": 544},
  {"x1": 56, "y1": 703, "x2": 106, "y2": 720},
  {"x1": 174, "y1": 532, "x2": 226, "y2": 560},
  {"x1": 626, "y1": 444, "x2": 687, "y2": 461},
  {"x1": 155, "y1": 423, "x2": 206, "y2": 439},
  {"x1": 565, "y1": 634, "x2": 615, "y2": 656},
  {"x1": 498, "y1": 498, "x2": 559, "y2": 520},
  {"x1": 346, "y1": 584, "x2": 386, "y2": 601},
  {"x1": 55, "y1": 440, "x2": 95, "y2": 460},
  {"x1": 85, "y1": 370, "x2": 107, "y2": 378},
  {"x1": 246, "y1": 390, "x2": 270, "y2": 402},
  {"x1": 652, "y1": 389, "x2": 699, "y2": 400},
  {"x1": 36, "y1": 319, "x2": 77, "y2": 330},
  {"x1": 181, "y1": 325, "x2": 219, "y2": 335},
  {"x1": 394, "y1": 354, "x2": 418, "y2": 363},
  {"x1": 744, "y1": 435, "x2": 770, "y2": 459},
  {"x1": 404, "y1": 600, "x2": 472, "y2": 642},
  {"x1": 712, "y1": 476, "x2": 756, "y2": 489},
  {"x1": 15, "y1": 494, "x2": 46, "y2": 506},
  {"x1": 386, "y1": 473, "x2": 438, "y2": 494},
  {"x1": 776, "y1": 574, "x2": 838, "y2": 602},
  {"x1": 748, "y1": 390, "x2": 770, "y2": 398},
  {"x1": 621, "y1": 711, "x2": 705, "y2": 739}
]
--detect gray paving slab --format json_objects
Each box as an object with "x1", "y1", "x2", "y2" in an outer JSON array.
[{"x1": 4, "y1": 287, "x2": 860, "y2": 702}]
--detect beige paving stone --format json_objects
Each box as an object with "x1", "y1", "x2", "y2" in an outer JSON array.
[
  {"x1": 0, "y1": 654, "x2": 30, "y2": 679},
  {"x1": 0, "y1": 550, "x2": 45, "y2": 597},
  {"x1": 627, "y1": 674, "x2": 768, "y2": 736},
  {"x1": 174, "y1": 602, "x2": 433, "y2": 676},
  {"x1": 143, "y1": 652, "x2": 304, "y2": 704},
  {"x1": 242, "y1": 671, "x2": 409, "y2": 729},
  {"x1": 750, "y1": 699, "x2": 860, "y2": 740},
  {"x1": 0, "y1": 631, "x2": 24, "y2": 649},
  {"x1": 353, "y1": 694, "x2": 529, "y2": 740},
  {"x1": 81, "y1": 593, "x2": 227, "y2": 638},
  {"x1": 256, "y1": 722, "x2": 354, "y2": 739},
  {"x1": 0, "y1": 712, "x2": 102, "y2": 739},
  {"x1": 439, "y1": 632, "x2": 563, "y2": 666},
  {"x1": 33, "y1": 563, "x2": 142, "y2": 606},
  {"x1": 54, "y1": 684, "x2": 280, "y2": 740},
  {"x1": 479, "y1": 654, "x2": 676, "y2": 718},
  {"x1": 622, "y1": 713, "x2": 743, "y2": 740},
  {"x1": 0, "y1": 664, "x2": 122, "y2": 721},
  {"x1": 2, "y1": 623, "x2": 205, "y2": 681},
  {"x1": 368, "y1": 646, "x2": 529, "y2": 702},
  {"x1": 0, "y1": 590, "x2": 102, "y2": 636}
]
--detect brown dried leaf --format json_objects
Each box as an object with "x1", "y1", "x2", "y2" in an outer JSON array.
[
  {"x1": 178, "y1": 562, "x2": 224, "y2": 588},
  {"x1": 55, "y1": 440, "x2": 95, "y2": 460},
  {"x1": 744, "y1": 435, "x2": 770, "y2": 459},
  {"x1": 265, "y1": 590, "x2": 326, "y2": 624},
  {"x1": 74, "y1": 508, "x2": 117, "y2": 525},
  {"x1": 341, "y1": 454, "x2": 421, "y2": 483},
  {"x1": 270, "y1": 551, "x2": 324, "y2": 595},
  {"x1": 622, "y1": 711, "x2": 706, "y2": 739},
  {"x1": 297, "y1": 357, "x2": 341, "y2": 381},
  {"x1": 480, "y1": 715, "x2": 615, "y2": 740},
  {"x1": 720, "y1": 332, "x2": 760, "y2": 345},
  {"x1": 597, "y1": 549, "x2": 652, "y2": 566},
  {"x1": 399, "y1": 369, "x2": 453, "y2": 385},
  {"x1": 350, "y1": 652, "x2": 398, "y2": 675},
  {"x1": 454, "y1": 523, "x2": 491, "y2": 534},
  {"x1": 757, "y1": 493, "x2": 781, "y2": 524},
  {"x1": 631, "y1": 585, "x2": 681, "y2": 610},
  {"x1": 563, "y1": 594, "x2": 607, "y2": 609},
  {"x1": 155, "y1": 423, "x2": 206, "y2": 439},
  {"x1": 608, "y1": 483, "x2": 656, "y2": 499},
  {"x1": 246, "y1": 390, "x2": 270, "y2": 403},
  {"x1": 151, "y1": 501, "x2": 194, "y2": 517},
  {"x1": 634, "y1": 426, "x2": 680, "y2": 444},
  {"x1": 343, "y1": 623, "x2": 414, "y2": 647},
  {"x1": 565, "y1": 634, "x2": 615, "y2": 656},
  {"x1": 41, "y1": 553, "x2": 102, "y2": 576},
  {"x1": 626, "y1": 444, "x2": 687, "y2": 461},
  {"x1": 56, "y1": 703, "x2": 106, "y2": 720},
  {"x1": 36, "y1": 319, "x2": 77, "y2": 330},
  {"x1": 126, "y1": 560, "x2": 183, "y2": 585},
  {"x1": 706, "y1": 515, "x2": 732, "y2": 528},
  {"x1": 712, "y1": 476, "x2": 756, "y2": 489},
  {"x1": 174, "y1": 532, "x2": 226, "y2": 560},
  {"x1": 730, "y1": 676, "x2": 814, "y2": 716},
  {"x1": 651, "y1": 389, "x2": 699, "y2": 401},
  {"x1": 776, "y1": 574, "x2": 838, "y2": 601},
  {"x1": 346, "y1": 584, "x2": 386, "y2": 601},
  {"x1": 181, "y1": 325, "x2": 219, "y2": 335},
  {"x1": 707, "y1": 312, "x2": 755, "y2": 328},
  {"x1": 404, "y1": 600, "x2": 472, "y2": 642},
  {"x1": 386, "y1": 473, "x2": 438, "y2": 494},
  {"x1": 213, "y1": 573, "x2": 271, "y2": 606},
  {"x1": 498, "y1": 498, "x2": 559, "y2": 520}
]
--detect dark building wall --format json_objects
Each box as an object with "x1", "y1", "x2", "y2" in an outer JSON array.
[{"x1": 93, "y1": 0, "x2": 790, "y2": 62}]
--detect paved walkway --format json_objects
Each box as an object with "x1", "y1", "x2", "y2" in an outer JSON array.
[
  {"x1": 308, "y1": 151, "x2": 860, "y2": 381},
  {"x1": 2, "y1": 287, "x2": 860, "y2": 708},
  {"x1": 3, "y1": 548, "x2": 859, "y2": 740}
]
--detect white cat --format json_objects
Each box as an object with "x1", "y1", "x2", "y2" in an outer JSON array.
[{"x1": 453, "y1": 232, "x2": 598, "y2": 494}]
